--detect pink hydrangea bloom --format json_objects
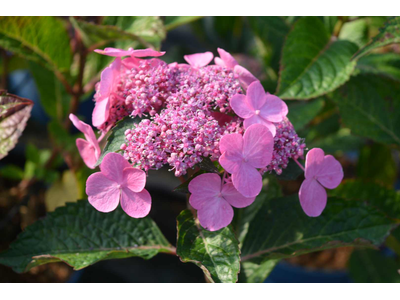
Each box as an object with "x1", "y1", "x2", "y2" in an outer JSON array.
[
  {"x1": 188, "y1": 173, "x2": 255, "y2": 231},
  {"x1": 69, "y1": 114, "x2": 101, "y2": 169},
  {"x1": 219, "y1": 124, "x2": 274, "y2": 198},
  {"x1": 214, "y1": 48, "x2": 258, "y2": 89},
  {"x1": 86, "y1": 152, "x2": 151, "y2": 218},
  {"x1": 299, "y1": 148, "x2": 344, "y2": 217},
  {"x1": 183, "y1": 51, "x2": 214, "y2": 68},
  {"x1": 230, "y1": 81, "x2": 288, "y2": 136},
  {"x1": 94, "y1": 47, "x2": 165, "y2": 57}
]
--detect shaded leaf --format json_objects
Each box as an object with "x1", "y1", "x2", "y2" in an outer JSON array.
[
  {"x1": 353, "y1": 17, "x2": 400, "y2": 60},
  {"x1": 164, "y1": 16, "x2": 203, "y2": 31},
  {"x1": 348, "y1": 249, "x2": 400, "y2": 283},
  {"x1": 240, "y1": 259, "x2": 280, "y2": 283},
  {"x1": 287, "y1": 98, "x2": 325, "y2": 130},
  {"x1": 273, "y1": 159, "x2": 304, "y2": 181},
  {"x1": 0, "y1": 91, "x2": 33, "y2": 159},
  {"x1": 277, "y1": 17, "x2": 358, "y2": 100},
  {"x1": 241, "y1": 195, "x2": 397, "y2": 263},
  {"x1": 0, "y1": 200, "x2": 173, "y2": 273},
  {"x1": 356, "y1": 53, "x2": 400, "y2": 82},
  {"x1": 176, "y1": 210, "x2": 240, "y2": 283},
  {"x1": 332, "y1": 74, "x2": 400, "y2": 146}
]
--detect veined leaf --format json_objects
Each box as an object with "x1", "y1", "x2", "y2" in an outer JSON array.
[
  {"x1": 0, "y1": 16, "x2": 72, "y2": 74},
  {"x1": 176, "y1": 210, "x2": 240, "y2": 283},
  {"x1": 240, "y1": 259, "x2": 280, "y2": 283},
  {"x1": 0, "y1": 200, "x2": 173, "y2": 273},
  {"x1": 332, "y1": 74, "x2": 400, "y2": 146},
  {"x1": 277, "y1": 17, "x2": 358, "y2": 100},
  {"x1": 0, "y1": 91, "x2": 33, "y2": 159},
  {"x1": 287, "y1": 98, "x2": 325, "y2": 130},
  {"x1": 241, "y1": 195, "x2": 397, "y2": 263},
  {"x1": 353, "y1": 16, "x2": 400, "y2": 60}
]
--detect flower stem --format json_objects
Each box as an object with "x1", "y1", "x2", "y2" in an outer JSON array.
[{"x1": 294, "y1": 158, "x2": 305, "y2": 172}]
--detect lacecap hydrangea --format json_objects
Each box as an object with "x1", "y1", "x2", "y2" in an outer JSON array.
[{"x1": 70, "y1": 47, "x2": 343, "y2": 231}]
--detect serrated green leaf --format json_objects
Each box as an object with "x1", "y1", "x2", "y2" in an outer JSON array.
[
  {"x1": 353, "y1": 17, "x2": 400, "y2": 60},
  {"x1": 176, "y1": 210, "x2": 240, "y2": 283},
  {"x1": 277, "y1": 17, "x2": 358, "y2": 100},
  {"x1": 287, "y1": 98, "x2": 325, "y2": 130},
  {"x1": 0, "y1": 91, "x2": 33, "y2": 160},
  {"x1": 0, "y1": 200, "x2": 173, "y2": 273},
  {"x1": 96, "y1": 117, "x2": 137, "y2": 167},
  {"x1": 0, "y1": 16, "x2": 72, "y2": 74},
  {"x1": 164, "y1": 16, "x2": 203, "y2": 31},
  {"x1": 240, "y1": 259, "x2": 280, "y2": 283},
  {"x1": 332, "y1": 74, "x2": 400, "y2": 146},
  {"x1": 241, "y1": 195, "x2": 397, "y2": 263},
  {"x1": 348, "y1": 249, "x2": 400, "y2": 283},
  {"x1": 329, "y1": 179, "x2": 400, "y2": 220}
]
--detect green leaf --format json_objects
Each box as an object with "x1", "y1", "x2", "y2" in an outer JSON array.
[
  {"x1": 0, "y1": 16, "x2": 72, "y2": 74},
  {"x1": 329, "y1": 179, "x2": 400, "y2": 221},
  {"x1": 356, "y1": 53, "x2": 400, "y2": 82},
  {"x1": 0, "y1": 164, "x2": 24, "y2": 180},
  {"x1": 332, "y1": 74, "x2": 400, "y2": 146},
  {"x1": 348, "y1": 249, "x2": 400, "y2": 283},
  {"x1": 28, "y1": 61, "x2": 70, "y2": 120},
  {"x1": 240, "y1": 259, "x2": 280, "y2": 283},
  {"x1": 164, "y1": 16, "x2": 203, "y2": 31},
  {"x1": 241, "y1": 195, "x2": 397, "y2": 263},
  {"x1": 96, "y1": 117, "x2": 137, "y2": 167},
  {"x1": 277, "y1": 17, "x2": 358, "y2": 100},
  {"x1": 0, "y1": 200, "x2": 173, "y2": 273},
  {"x1": 287, "y1": 98, "x2": 325, "y2": 130},
  {"x1": 0, "y1": 91, "x2": 33, "y2": 159},
  {"x1": 353, "y1": 17, "x2": 400, "y2": 60},
  {"x1": 339, "y1": 18, "x2": 369, "y2": 48},
  {"x1": 176, "y1": 210, "x2": 240, "y2": 283}
]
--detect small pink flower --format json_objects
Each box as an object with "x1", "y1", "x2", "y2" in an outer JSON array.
[
  {"x1": 230, "y1": 81, "x2": 288, "y2": 136},
  {"x1": 92, "y1": 58, "x2": 122, "y2": 128},
  {"x1": 219, "y1": 124, "x2": 274, "y2": 198},
  {"x1": 94, "y1": 47, "x2": 165, "y2": 58},
  {"x1": 189, "y1": 173, "x2": 255, "y2": 231},
  {"x1": 69, "y1": 114, "x2": 101, "y2": 169},
  {"x1": 86, "y1": 152, "x2": 151, "y2": 218},
  {"x1": 183, "y1": 51, "x2": 214, "y2": 68},
  {"x1": 214, "y1": 48, "x2": 258, "y2": 89},
  {"x1": 299, "y1": 148, "x2": 344, "y2": 217}
]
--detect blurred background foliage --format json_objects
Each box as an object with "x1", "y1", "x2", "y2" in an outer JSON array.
[{"x1": 0, "y1": 16, "x2": 400, "y2": 283}]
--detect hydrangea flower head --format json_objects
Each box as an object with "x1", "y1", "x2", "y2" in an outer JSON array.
[
  {"x1": 183, "y1": 51, "x2": 214, "y2": 68},
  {"x1": 94, "y1": 47, "x2": 165, "y2": 57},
  {"x1": 230, "y1": 81, "x2": 288, "y2": 136},
  {"x1": 86, "y1": 152, "x2": 151, "y2": 218},
  {"x1": 189, "y1": 173, "x2": 255, "y2": 231},
  {"x1": 69, "y1": 114, "x2": 101, "y2": 169},
  {"x1": 219, "y1": 124, "x2": 274, "y2": 197},
  {"x1": 299, "y1": 148, "x2": 343, "y2": 217},
  {"x1": 214, "y1": 48, "x2": 258, "y2": 89}
]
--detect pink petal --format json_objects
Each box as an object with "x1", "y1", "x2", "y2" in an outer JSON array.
[
  {"x1": 217, "y1": 48, "x2": 238, "y2": 70},
  {"x1": 76, "y1": 138, "x2": 98, "y2": 169},
  {"x1": 100, "y1": 152, "x2": 132, "y2": 184},
  {"x1": 305, "y1": 148, "x2": 325, "y2": 179},
  {"x1": 86, "y1": 172, "x2": 120, "y2": 212},
  {"x1": 219, "y1": 133, "x2": 243, "y2": 155},
  {"x1": 234, "y1": 65, "x2": 258, "y2": 89},
  {"x1": 230, "y1": 94, "x2": 254, "y2": 119},
  {"x1": 246, "y1": 81, "x2": 267, "y2": 110},
  {"x1": 120, "y1": 188, "x2": 151, "y2": 218},
  {"x1": 222, "y1": 183, "x2": 255, "y2": 208},
  {"x1": 122, "y1": 57, "x2": 141, "y2": 69},
  {"x1": 131, "y1": 48, "x2": 165, "y2": 57},
  {"x1": 260, "y1": 94, "x2": 288, "y2": 123},
  {"x1": 214, "y1": 57, "x2": 225, "y2": 67},
  {"x1": 94, "y1": 47, "x2": 133, "y2": 57},
  {"x1": 188, "y1": 173, "x2": 221, "y2": 210},
  {"x1": 92, "y1": 98, "x2": 110, "y2": 128},
  {"x1": 232, "y1": 162, "x2": 263, "y2": 198},
  {"x1": 183, "y1": 52, "x2": 213, "y2": 68},
  {"x1": 69, "y1": 114, "x2": 98, "y2": 147},
  {"x1": 219, "y1": 152, "x2": 243, "y2": 174},
  {"x1": 299, "y1": 178, "x2": 327, "y2": 217},
  {"x1": 99, "y1": 58, "x2": 121, "y2": 99},
  {"x1": 243, "y1": 124, "x2": 273, "y2": 168},
  {"x1": 316, "y1": 155, "x2": 344, "y2": 189},
  {"x1": 122, "y1": 167, "x2": 146, "y2": 192},
  {"x1": 243, "y1": 115, "x2": 277, "y2": 136},
  {"x1": 197, "y1": 197, "x2": 234, "y2": 231}
]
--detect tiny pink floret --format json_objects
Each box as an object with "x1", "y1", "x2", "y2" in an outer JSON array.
[
  {"x1": 188, "y1": 173, "x2": 255, "y2": 231},
  {"x1": 86, "y1": 152, "x2": 151, "y2": 218},
  {"x1": 299, "y1": 148, "x2": 344, "y2": 217}
]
